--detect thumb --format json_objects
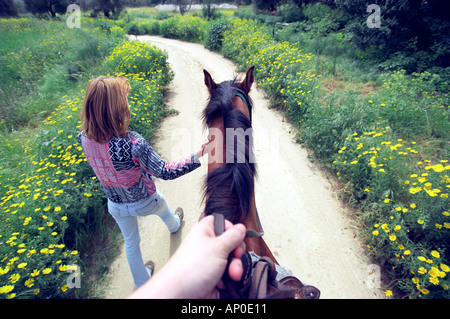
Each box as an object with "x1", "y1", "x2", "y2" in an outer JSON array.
[{"x1": 217, "y1": 223, "x2": 246, "y2": 255}]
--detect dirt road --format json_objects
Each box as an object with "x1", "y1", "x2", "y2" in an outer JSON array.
[{"x1": 104, "y1": 36, "x2": 383, "y2": 299}]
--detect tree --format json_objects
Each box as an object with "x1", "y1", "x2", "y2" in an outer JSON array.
[
  {"x1": 335, "y1": 0, "x2": 449, "y2": 72},
  {"x1": 91, "y1": 0, "x2": 123, "y2": 18},
  {"x1": 253, "y1": 0, "x2": 278, "y2": 12},
  {"x1": 24, "y1": 0, "x2": 70, "y2": 17},
  {"x1": 173, "y1": 0, "x2": 192, "y2": 16},
  {"x1": 0, "y1": 0, "x2": 18, "y2": 16}
]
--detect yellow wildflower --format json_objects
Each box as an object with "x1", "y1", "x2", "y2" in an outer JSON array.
[
  {"x1": 431, "y1": 251, "x2": 440, "y2": 259},
  {"x1": 440, "y1": 264, "x2": 450, "y2": 272},
  {"x1": 0, "y1": 285, "x2": 14, "y2": 294},
  {"x1": 9, "y1": 273, "x2": 20, "y2": 283},
  {"x1": 24, "y1": 278, "x2": 34, "y2": 288},
  {"x1": 418, "y1": 267, "x2": 427, "y2": 274},
  {"x1": 429, "y1": 277, "x2": 439, "y2": 285},
  {"x1": 42, "y1": 268, "x2": 52, "y2": 275}
]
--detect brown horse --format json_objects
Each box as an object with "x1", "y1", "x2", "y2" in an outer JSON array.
[{"x1": 201, "y1": 66, "x2": 278, "y2": 264}]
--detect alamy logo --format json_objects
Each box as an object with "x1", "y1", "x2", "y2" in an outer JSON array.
[
  {"x1": 66, "y1": 264, "x2": 81, "y2": 289},
  {"x1": 367, "y1": 4, "x2": 381, "y2": 28},
  {"x1": 66, "y1": 4, "x2": 81, "y2": 29}
]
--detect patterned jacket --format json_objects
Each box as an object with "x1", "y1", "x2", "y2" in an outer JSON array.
[{"x1": 77, "y1": 131, "x2": 201, "y2": 203}]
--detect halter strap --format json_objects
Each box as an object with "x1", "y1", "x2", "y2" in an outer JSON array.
[{"x1": 235, "y1": 90, "x2": 251, "y2": 123}]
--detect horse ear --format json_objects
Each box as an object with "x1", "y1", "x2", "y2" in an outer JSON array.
[
  {"x1": 203, "y1": 69, "x2": 218, "y2": 93},
  {"x1": 239, "y1": 66, "x2": 255, "y2": 94}
]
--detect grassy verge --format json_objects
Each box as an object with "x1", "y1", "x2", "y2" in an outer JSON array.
[{"x1": 0, "y1": 17, "x2": 123, "y2": 131}]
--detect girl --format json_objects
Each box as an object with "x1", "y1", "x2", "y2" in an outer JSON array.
[{"x1": 78, "y1": 76, "x2": 207, "y2": 287}]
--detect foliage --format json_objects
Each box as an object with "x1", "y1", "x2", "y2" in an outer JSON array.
[
  {"x1": 253, "y1": 0, "x2": 277, "y2": 11},
  {"x1": 91, "y1": 0, "x2": 124, "y2": 19},
  {"x1": 221, "y1": 19, "x2": 319, "y2": 121},
  {"x1": 23, "y1": 0, "x2": 70, "y2": 17},
  {"x1": 0, "y1": 17, "x2": 123, "y2": 131},
  {"x1": 337, "y1": 0, "x2": 449, "y2": 78},
  {"x1": 277, "y1": 2, "x2": 304, "y2": 23},
  {"x1": 204, "y1": 18, "x2": 229, "y2": 51},
  {"x1": 333, "y1": 125, "x2": 449, "y2": 298},
  {"x1": 298, "y1": 69, "x2": 449, "y2": 297},
  {"x1": 0, "y1": 0, "x2": 18, "y2": 16},
  {"x1": 159, "y1": 15, "x2": 207, "y2": 42}
]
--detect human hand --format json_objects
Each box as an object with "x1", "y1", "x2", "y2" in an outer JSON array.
[
  {"x1": 196, "y1": 140, "x2": 212, "y2": 158},
  {"x1": 128, "y1": 215, "x2": 246, "y2": 299}
]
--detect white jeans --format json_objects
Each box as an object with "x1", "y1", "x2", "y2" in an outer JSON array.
[{"x1": 107, "y1": 190, "x2": 180, "y2": 287}]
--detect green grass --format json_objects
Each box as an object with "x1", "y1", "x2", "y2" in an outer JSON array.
[{"x1": 0, "y1": 18, "x2": 122, "y2": 131}]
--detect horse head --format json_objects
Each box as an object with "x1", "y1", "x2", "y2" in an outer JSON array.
[{"x1": 201, "y1": 66, "x2": 256, "y2": 225}]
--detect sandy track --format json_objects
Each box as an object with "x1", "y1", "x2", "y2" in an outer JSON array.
[{"x1": 103, "y1": 36, "x2": 383, "y2": 299}]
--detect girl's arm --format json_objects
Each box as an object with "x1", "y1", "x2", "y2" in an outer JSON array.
[{"x1": 131, "y1": 132, "x2": 205, "y2": 180}]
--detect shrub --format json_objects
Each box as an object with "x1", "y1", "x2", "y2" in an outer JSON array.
[
  {"x1": 159, "y1": 17, "x2": 178, "y2": 39},
  {"x1": 334, "y1": 125, "x2": 449, "y2": 298},
  {"x1": 202, "y1": 3, "x2": 220, "y2": 21},
  {"x1": 298, "y1": 69, "x2": 449, "y2": 298},
  {"x1": 102, "y1": 40, "x2": 173, "y2": 86},
  {"x1": 110, "y1": 25, "x2": 126, "y2": 38},
  {"x1": 126, "y1": 22, "x2": 145, "y2": 36},
  {"x1": 138, "y1": 20, "x2": 160, "y2": 35},
  {"x1": 160, "y1": 16, "x2": 207, "y2": 43},
  {"x1": 204, "y1": 18, "x2": 229, "y2": 51},
  {"x1": 277, "y1": 3, "x2": 304, "y2": 23},
  {"x1": 222, "y1": 19, "x2": 320, "y2": 121}
]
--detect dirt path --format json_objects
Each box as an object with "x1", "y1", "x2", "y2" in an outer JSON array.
[{"x1": 104, "y1": 36, "x2": 383, "y2": 299}]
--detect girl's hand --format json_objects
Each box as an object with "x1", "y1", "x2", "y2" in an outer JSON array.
[{"x1": 196, "y1": 140, "x2": 212, "y2": 158}]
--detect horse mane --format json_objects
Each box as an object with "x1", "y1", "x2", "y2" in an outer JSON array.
[{"x1": 202, "y1": 78, "x2": 256, "y2": 224}]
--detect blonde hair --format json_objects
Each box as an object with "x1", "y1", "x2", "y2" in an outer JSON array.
[{"x1": 80, "y1": 76, "x2": 131, "y2": 143}]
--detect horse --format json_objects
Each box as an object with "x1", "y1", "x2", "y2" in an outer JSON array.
[
  {"x1": 201, "y1": 66, "x2": 278, "y2": 264},
  {"x1": 200, "y1": 66, "x2": 321, "y2": 299}
]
